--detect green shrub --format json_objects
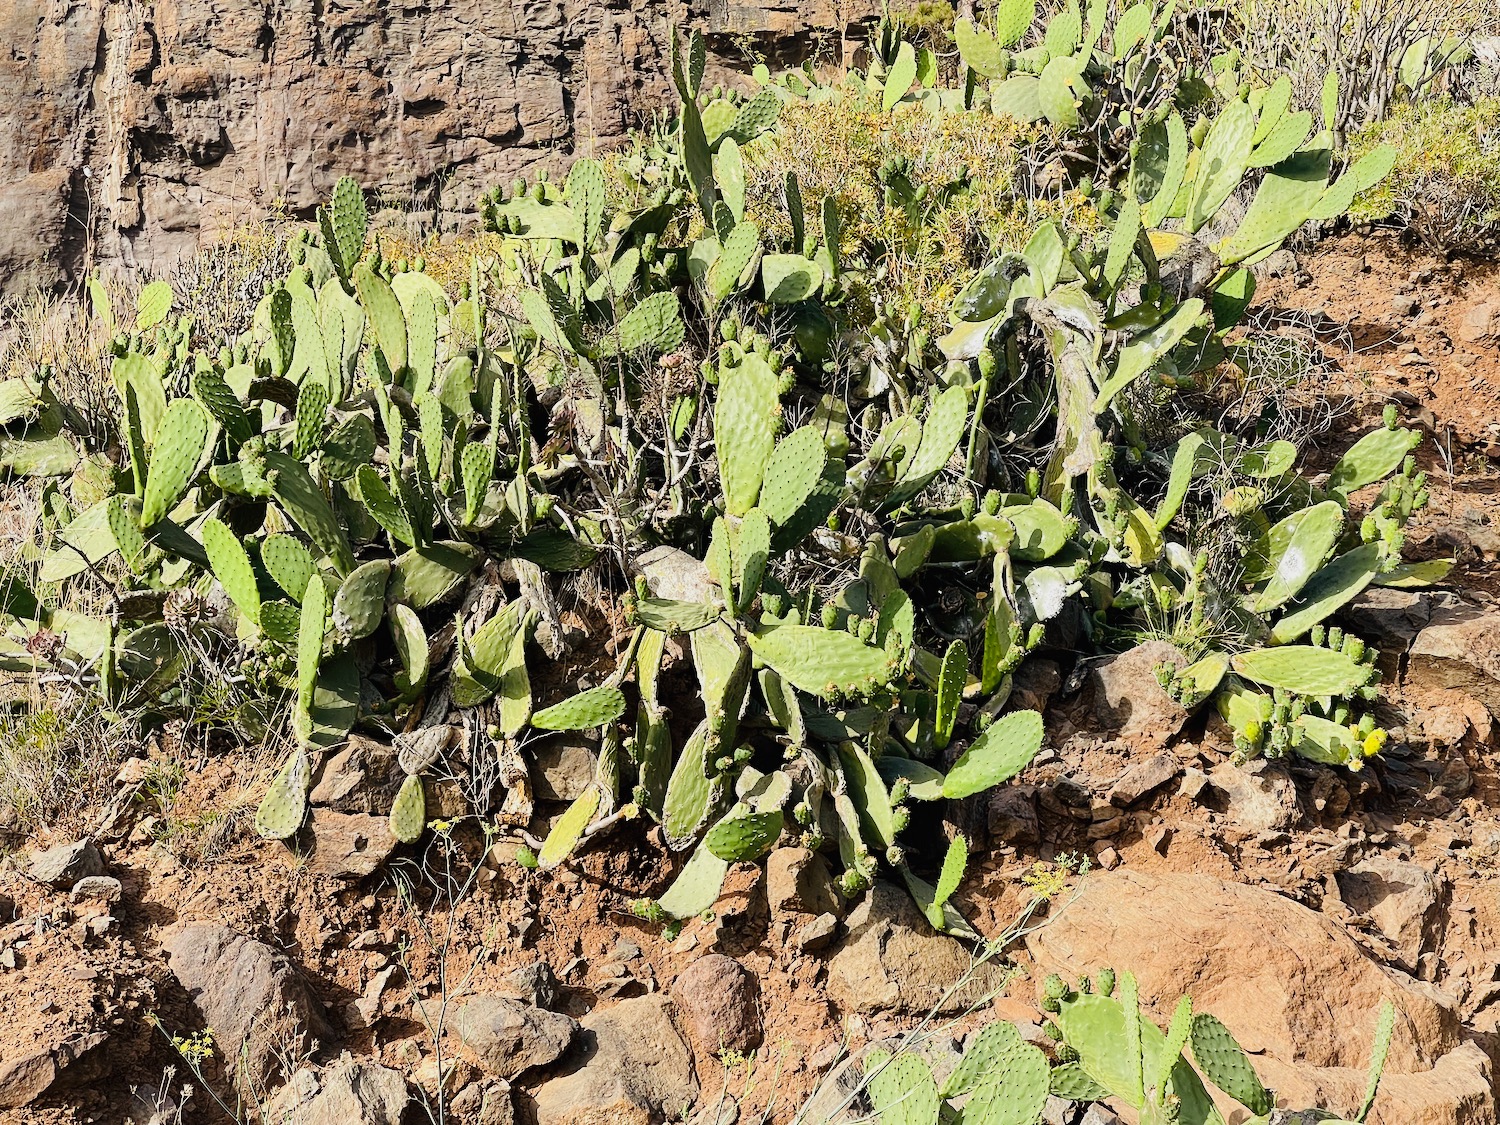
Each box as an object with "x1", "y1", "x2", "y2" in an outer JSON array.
[{"x1": 1347, "y1": 95, "x2": 1500, "y2": 250}]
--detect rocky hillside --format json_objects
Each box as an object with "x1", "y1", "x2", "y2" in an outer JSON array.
[{"x1": 0, "y1": 0, "x2": 869, "y2": 297}]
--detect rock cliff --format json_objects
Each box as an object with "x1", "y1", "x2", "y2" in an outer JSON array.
[{"x1": 0, "y1": 0, "x2": 871, "y2": 296}]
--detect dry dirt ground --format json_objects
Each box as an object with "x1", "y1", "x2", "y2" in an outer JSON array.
[{"x1": 2, "y1": 231, "x2": 1500, "y2": 1125}]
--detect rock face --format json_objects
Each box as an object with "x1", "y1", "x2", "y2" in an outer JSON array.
[
  {"x1": 1026, "y1": 869, "x2": 1493, "y2": 1125},
  {"x1": 532, "y1": 994, "x2": 698, "y2": 1125},
  {"x1": 162, "y1": 923, "x2": 332, "y2": 1086},
  {"x1": 0, "y1": 0, "x2": 877, "y2": 295},
  {"x1": 1087, "y1": 641, "x2": 1189, "y2": 749}
]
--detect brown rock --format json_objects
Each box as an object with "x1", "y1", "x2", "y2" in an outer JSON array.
[
  {"x1": 533, "y1": 995, "x2": 698, "y2": 1125},
  {"x1": 306, "y1": 809, "x2": 396, "y2": 879},
  {"x1": 263, "y1": 1054, "x2": 413, "y2": 1124},
  {"x1": 162, "y1": 923, "x2": 332, "y2": 1086},
  {"x1": 765, "y1": 846, "x2": 842, "y2": 918},
  {"x1": 1335, "y1": 856, "x2": 1448, "y2": 972},
  {"x1": 826, "y1": 881, "x2": 1003, "y2": 1015},
  {"x1": 1088, "y1": 642, "x2": 1189, "y2": 749},
  {"x1": 1406, "y1": 605, "x2": 1500, "y2": 717},
  {"x1": 988, "y1": 785, "x2": 1040, "y2": 844},
  {"x1": 1107, "y1": 752, "x2": 1179, "y2": 807},
  {"x1": 309, "y1": 736, "x2": 402, "y2": 815},
  {"x1": 451, "y1": 996, "x2": 578, "y2": 1080},
  {"x1": 1208, "y1": 759, "x2": 1298, "y2": 833},
  {"x1": 673, "y1": 953, "x2": 763, "y2": 1056},
  {"x1": 26, "y1": 837, "x2": 103, "y2": 890}
]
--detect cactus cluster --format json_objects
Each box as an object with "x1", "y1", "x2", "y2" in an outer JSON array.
[{"x1": 3, "y1": 12, "x2": 1420, "y2": 930}]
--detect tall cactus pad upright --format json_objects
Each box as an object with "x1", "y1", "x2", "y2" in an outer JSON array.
[
  {"x1": 140, "y1": 399, "x2": 211, "y2": 526},
  {"x1": 714, "y1": 352, "x2": 779, "y2": 515}
]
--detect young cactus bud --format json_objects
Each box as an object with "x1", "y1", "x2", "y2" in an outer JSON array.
[
  {"x1": 885, "y1": 845, "x2": 905, "y2": 867},
  {"x1": 1096, "y1": 967, "x2": 1116, "y2": 996},
  {"x1": 890, "y1": 778, "x2": 911, "y2": 804},
  {"x1": 1043, "y1": 1020, "x2": 1063, "y2": 1041},
  {"x1": 1383, "y1": 403, "x2": 1400, "y2": 428},
  {"x1": 960, "y1": 495, "x2": 977, "y2": 520},
  {"x1": 891, "y1": 806, "x2": 910, "y2": 834},
  {"x1": 1055, "y1": 1044, "x2": 1081, "y2": 1064},
  {"x1": 821, "y1": 603, "x2": 839, "y2": 629}
]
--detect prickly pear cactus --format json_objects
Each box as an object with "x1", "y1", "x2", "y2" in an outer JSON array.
[
  {"x1": 255, "y1": 750, "x2": 310, "y2": 840},
  {"x1": 531, "y1": 685, "x2": 627, "y2": 731},
  {"x1": 942, "y1": 709, "x2": 1044, "y2": 799}
]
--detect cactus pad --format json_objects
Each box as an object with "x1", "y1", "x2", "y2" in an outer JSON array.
[
  {"x1": 388, "y1": 773, "x2": 426, "y2": 843},
  {"x1": 531, "y1": 685, "x2": 627, "y2": 731},
  {"x1": 141, "y1": 398, "x2": 211, "y2": 526},
  {"x1": 656, "y1": 842, "x2": 730, "y2": 919},
  {"x1": 1189, "y1": 1013, "x2": 1271, "y2": 1114},
  {"x1": 963, "y1": 1039, "x2": 1050, "y2": 1125},
  {"x1": 1327, "y1": 426, "x2": 1421, "y2": 497},
  {"x1": 747, "y1": 624, "x2": 897, "y2": 699},
  {"x1": 1230, "y1": 646, "x2": 1373, "y2": 697},
  {"x1": 1270, "y1": 542, "x2": 1382, "y2": 643},
  {"x1": 261, "y1": 534, "x2": 317, "y2": 602},
  {"x1": 538, "y1": 785, "x2": 601, "y2": 869},
  {"x1": 634, "y1": 598, "x2": 721, "y2": 634},
  {"x1": 332, "y1": 559, "x2": 390, "y2": 639},
  {"x1": 264, "y1": 451, "x2": 355, "y2": 575},
  {"x1": 663, "y1": 720, "x2": 715, "y2": 849},
  {"x1": 355, "y1": 464, "x2": 417, "y2": 547},
  {"x1": 714, "y1": 352, "x2": 779, "y2": 515},
  {"x1": 1252, "y1": 500, "x2": 1344, "y2": 609},
  {"x1": 934, "y1": 639, "x2": 967, "y2": 750},
  {"x1": 866, "y1": 1053, "x2": 939, "y2": 1125},
  {"x1": 942, "y1": 709, "x2": 1044, "y2": 799},
  {"x1": 451, "y1": 600, "x2": 529, "y2": 708},
  {"x1": 705, "y1": 809, "x2": 784, "y2": 862},
  {"x1": 388, "y1": 542, "x2": 481, "y2": 608},
  {"x1": 255, "y1": 749, "x2": 310, "y2": 839},
  {"x1": 202, "y1": 516, "x2": 260, "y2": 624}
]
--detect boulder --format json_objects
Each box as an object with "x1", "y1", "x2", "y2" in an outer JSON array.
[
  {"x1": 162, "y1": 924, "x2": 332, "y2": 1086},
  {"x1": 533, "y1": 995, "x2": 698, "y2": 1125},
  {"x1": 306, "y1": 809, "x2": 397, "y2": 879},
  {"x1": 827, "y1": 881, "x2": 1004, "y2": 1015},
  {"x1": 26, "y1": 838, "x2": 103, "y2": 890},
  {"x1": 451, "y1": 996, "x2": 578, "y2": 1079},
  {"x1": 673, "y1": 954, "x2": 763, "y2": 1056},
  {"x1": 1343, "y1": 587, "x2": 1433, "y2": 650},
  {"x1": 1406, "y1": 605, "x2": 1500, "y2": 716},
  {"x1": 1088, "y1": 642, "x2": 1189, "y2": 749},
  {"x1": 0, "y1": 1030, "x2": 109, "y2": 1110},
  {"x1": 264, "y1": 1055, "x2": 413, "y2": 1125},
  {"x1": 450, "y1": 1080, "x2": 516, "y2": 1125},
  {"x1": 989, "y1": 785, "x2": 1041, "y2": 844},
  {"x1": 1025, "y1": 869, "x2": 1490, "y2": 1125}
]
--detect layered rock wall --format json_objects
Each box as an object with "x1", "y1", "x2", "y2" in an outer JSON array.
[{"x1": 0, "y1": 0, "x2": 869, "y2": 296}]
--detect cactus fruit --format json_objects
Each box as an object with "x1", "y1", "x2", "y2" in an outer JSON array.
[
  {"x1": 388, "y1": 773, "x2": 426, "y2": 843},
  {"x1": 1230, "y1": 646, "x2": 1373, "y2": 697},
  {"x1": 538, "y1": 785, "x2": 602, "y2": 869},
  {"x1": 255, "y1": 749, "x2": 310, "y2": 839},
  {"x1": 705, "y1": 809, "x2": 784, "y2": 862},
  {"x1": 942, "y1": 709, "x2": 1044, "y2": 799},
  {"x1": 747, "y1": 624, "x2": 896, "y2": 699},
  {"x1": 531, "y1": 685, "x2": 627, "y2": 731}
]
